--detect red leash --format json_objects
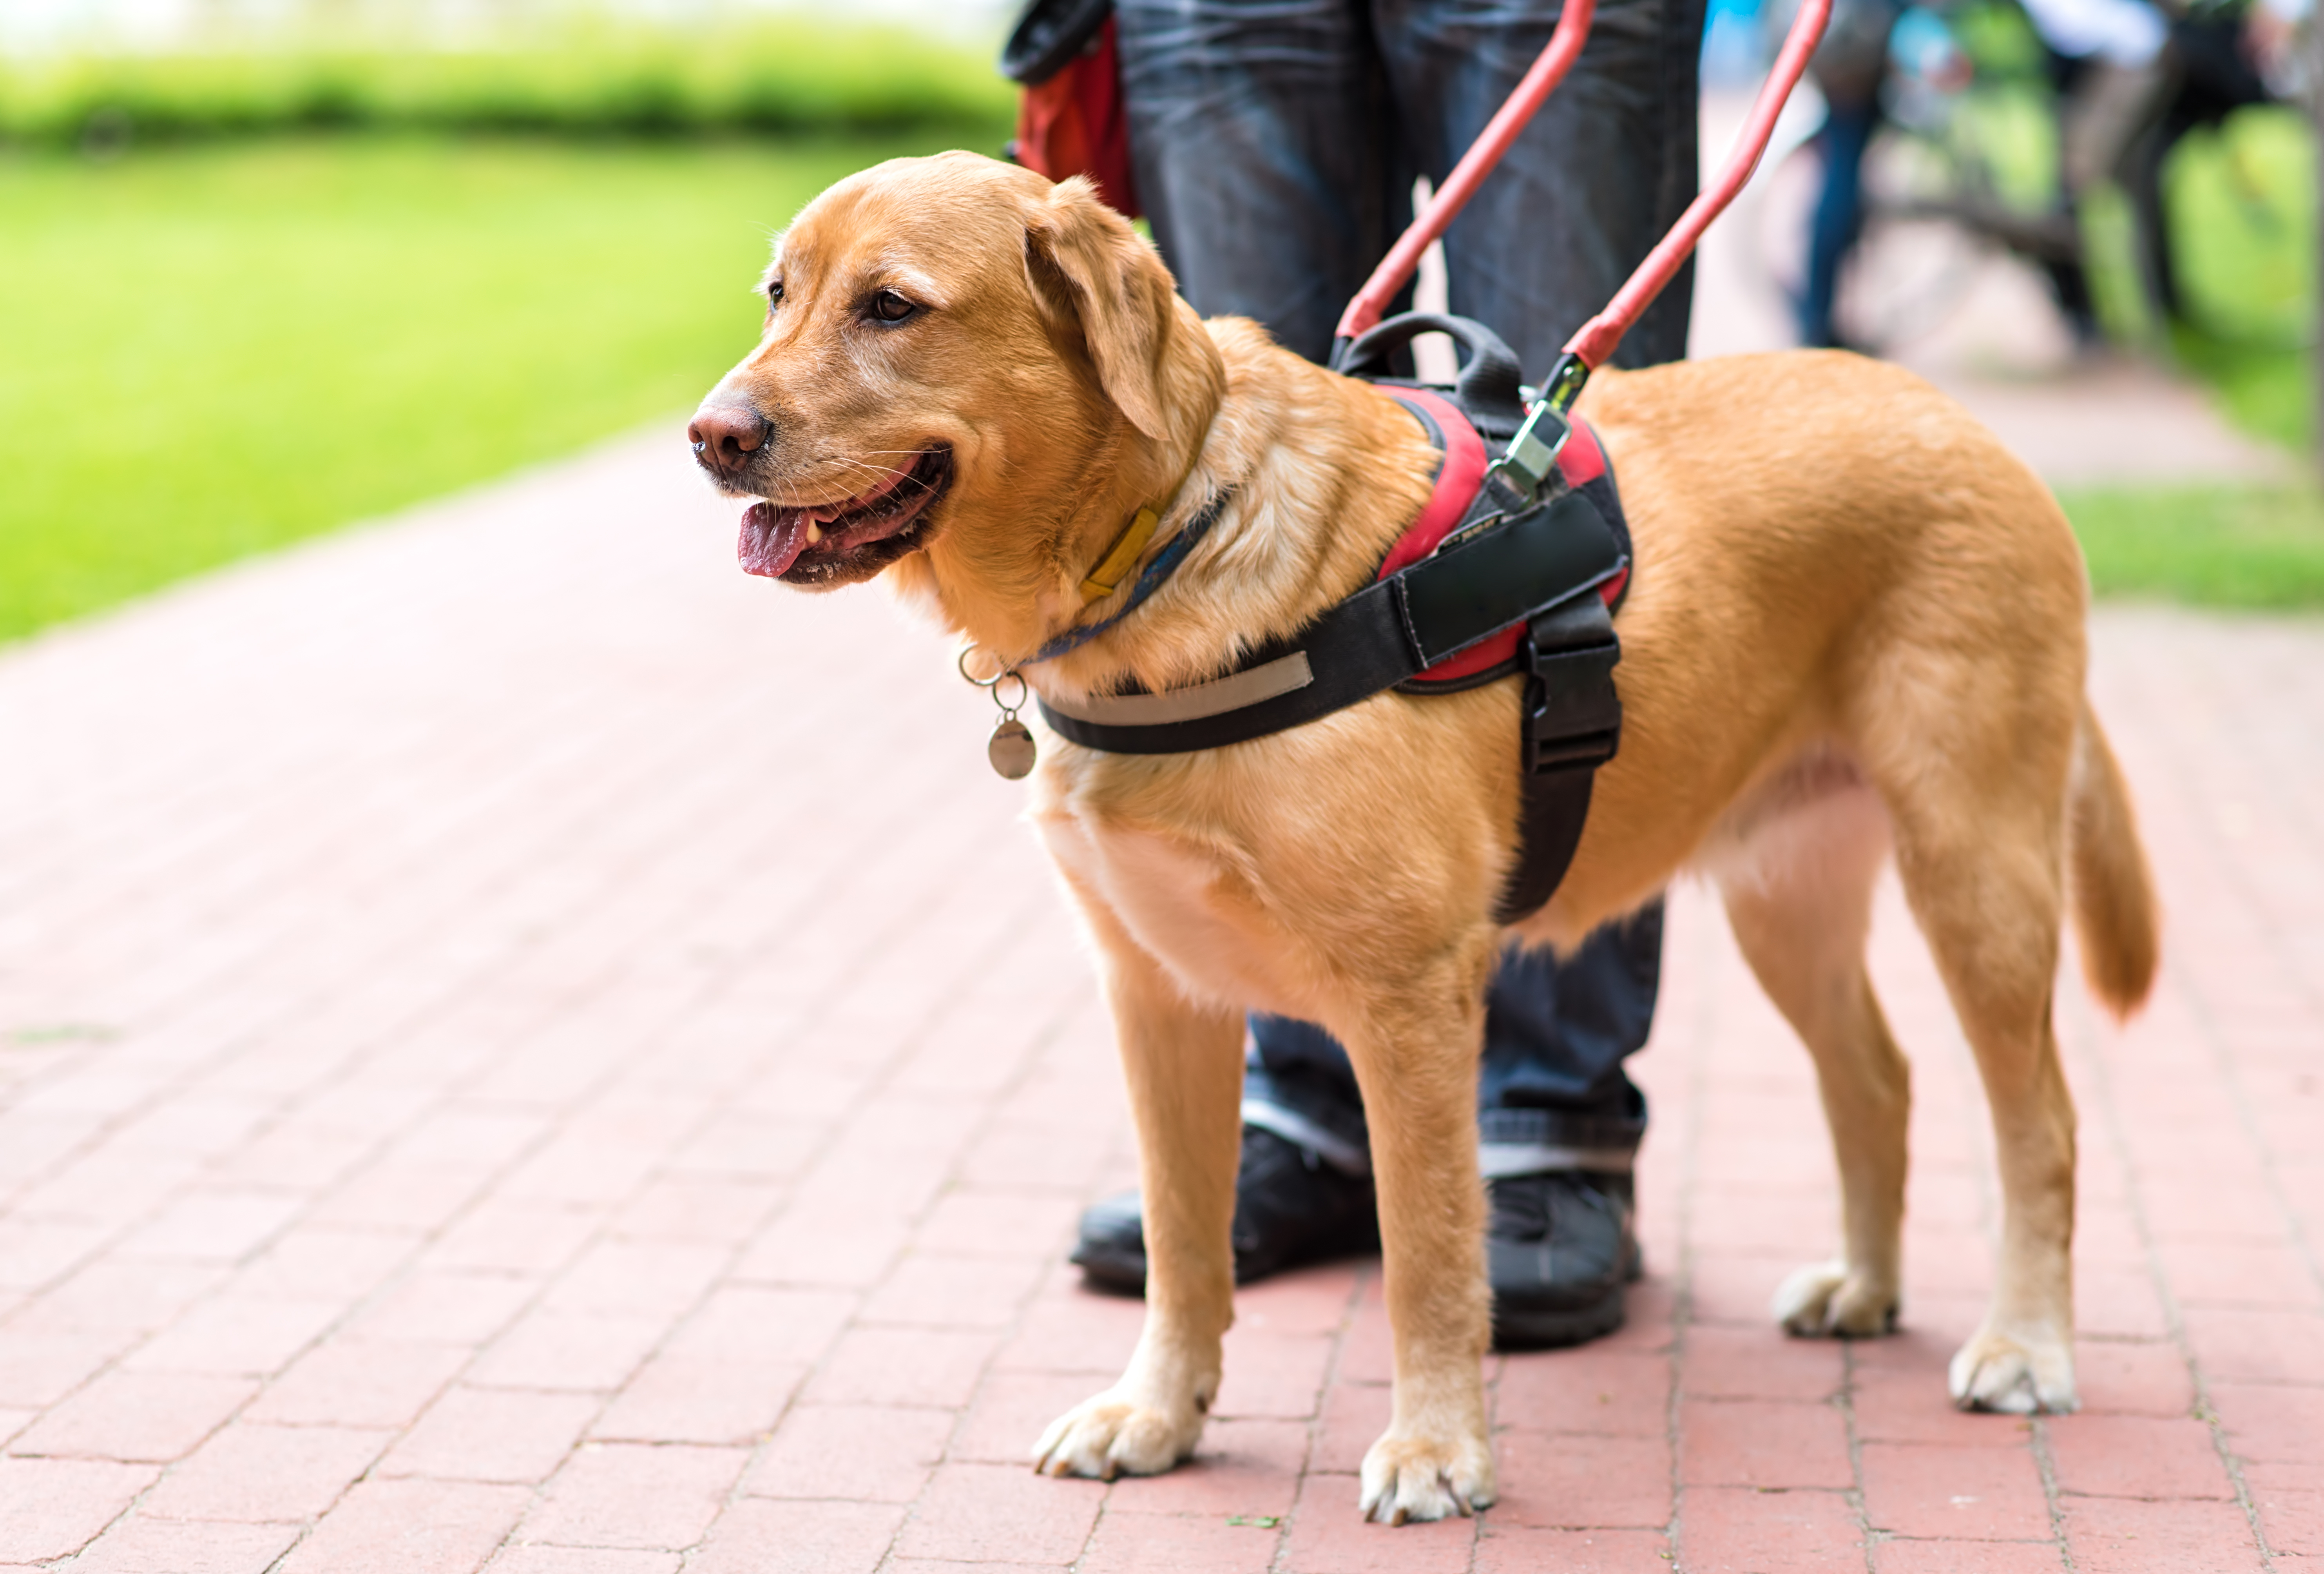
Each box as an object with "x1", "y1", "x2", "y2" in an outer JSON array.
[
  {"x1": 1332, "y1": 0, "x2": 1598, "y2": 348},
  {"x1": 1330, "y1": 0, "x2": 1833, "y2": 413}
]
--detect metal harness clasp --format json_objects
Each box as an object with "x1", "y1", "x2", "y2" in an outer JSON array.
[{"x1": 1486, "y1": 401, "x2": 1573, "y2": 504}]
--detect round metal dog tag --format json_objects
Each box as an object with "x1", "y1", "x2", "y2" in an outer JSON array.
[{"x1": 988, "y1": 718, "x2": 1037, "y2": 780}]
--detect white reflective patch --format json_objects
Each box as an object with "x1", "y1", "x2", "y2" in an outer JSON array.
[{"x1": 1036, "y1": 651, "x2": 1314, "y2": 727}]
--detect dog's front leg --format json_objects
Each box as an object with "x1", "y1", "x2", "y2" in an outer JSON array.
[
  {"x1": 1334, "y1": 963, "x2": 1498, "y2": 1524},
  {"x1": 1034, "y1": 896, "x2": 1243, "y2": 1480}
]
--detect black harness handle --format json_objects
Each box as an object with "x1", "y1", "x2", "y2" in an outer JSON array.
[
  {"x1": 1332, "y1": 312, "x2": 1529, "y2": 437},
  {"x1": 1000, "y1": 0, "x2": 1116, "y2": 85}
]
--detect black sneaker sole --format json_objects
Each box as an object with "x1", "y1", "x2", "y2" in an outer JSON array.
[
  {"x1": 1069, "y1": 1241, "x2": 1150, "y2": 1297},
  {"x1": 1087, "y1": 1238, "x2": 1627, "y2": 1349},
  {"x1": 1492, "y1": 1281, "x2": 1628, "y2": 1350},
  {"x1": 1077, "y1": 1225, "x2": 1634, "y2": 1307},
  {"x1": 1069, "y1": 1228, "x2": 1386, "y2": 1297}
]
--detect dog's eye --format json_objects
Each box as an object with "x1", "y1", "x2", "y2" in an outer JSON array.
[
  {"x1": 765, "y1": 280, "x2": 784, "y2": 308},
  {"x1": 869, "y1": 289, "x2": 918, "y2": 324}
]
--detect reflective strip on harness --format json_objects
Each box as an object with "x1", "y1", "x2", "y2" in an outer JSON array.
[
  {"x1": 1032, "y1": 483, "x2": 1623, "y2": 754},
  {"x1": 1037, "y1": 650, "x2": 1314, "y2": 727}
]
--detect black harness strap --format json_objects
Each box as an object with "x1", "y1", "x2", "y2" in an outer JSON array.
[
  {"x1": 1497, "y1": 587, "x2": 1622, "y2": 922},
  {"x1": 1034, "y1": 484, "x2": 1624, "y2": 756}
]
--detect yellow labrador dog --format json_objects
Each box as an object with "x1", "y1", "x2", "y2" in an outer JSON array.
[{"x1": 689, "y1": 151, "x2": 2158, "y2": 1525}]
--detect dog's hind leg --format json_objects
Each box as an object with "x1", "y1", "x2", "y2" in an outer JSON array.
[
  {"x1": 1325, "y1": 936, "x2": 1501, "y2": 1525},
  {"x1": 1715, "y1": 769, "x2": 1911, "y2": 1338},
  {"x1": 1033, "y1": 895, "x2": 1246, "y2": 1479},
  {"x1": 1876, "y1": 716, "x2": 2082, "y2": 1414}
]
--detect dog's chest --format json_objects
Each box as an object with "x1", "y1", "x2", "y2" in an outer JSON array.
[{"x1": 1031, "y1": 790, "x2": 1311, "y2": 1017}]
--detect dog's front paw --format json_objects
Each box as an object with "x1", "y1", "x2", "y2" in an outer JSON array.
[
  {"x1": 1032, "y1": 1388, "x2": 1204, "y2": 1481},
  {"x1": 1948, "y1": 1325, "x2": 2078, "y2": 1414},
  {"x1": 1773, "y1": 1258, "x2": 1898, "y2": 1338},
  {"x1": 1358, "y1": 1427, "x2": 1496, "y2": 1525}
]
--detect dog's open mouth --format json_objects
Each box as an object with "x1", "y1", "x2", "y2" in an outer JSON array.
[{"x1": 738, "y1": 446, "x2": 954, "y2": 585}]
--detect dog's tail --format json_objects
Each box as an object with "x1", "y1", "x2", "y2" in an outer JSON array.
[{"x1": 2067, "y1": 698, "x2": 2160, "y2": 1017}]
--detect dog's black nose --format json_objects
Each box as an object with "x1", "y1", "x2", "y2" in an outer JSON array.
[{"x1": 688, "y1": 402, "x2": 772, "y2": 474}]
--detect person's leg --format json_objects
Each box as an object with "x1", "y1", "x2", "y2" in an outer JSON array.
[
  {"x1": 1115, "y1": 0, "x2": 1417, "y2": 1274},
  {"x1": 1116, "y1": 0, "x2": 1407, "y2": 362},
  {"x1": 1471, "y1": 910, "x2": 1661, "y2": 1343},
  {"x1": 1471, "y1": 920, "x2": 1659, "y2": 1176},
  {"x1": 1235, "y1": 0, "x2": 1695, "y2": 1169},
  {"x1": 1799, "y1": 99, "x2": 1878, "y2": 348},
  {"x1": 1072, "y1": 0, "x2": 1400, "y2": 1295},
  {"x1": 1081, "y1": 0, "x2": 1689, "y2": 1348},
  {"x1": 1379, "y1": 0, "x2": 1707, "y2": 370},
  {"x1": 2043, "y1": 51, "x2": 2112, "y2": 345},
  {"x1": 1376, "y1": 0, "x2": 1695, "y2": 1344},
  {"x1": 1239, "y1": 1016, "x2": 1374, "y2": 1173},
  {"x1": 2118, "y1": 108, "x2": 2185, "y2": 326}
]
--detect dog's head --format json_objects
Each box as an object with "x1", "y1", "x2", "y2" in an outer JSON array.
[{"x1": 690, "y1": 152, "x2": 1223, "y2": 613}]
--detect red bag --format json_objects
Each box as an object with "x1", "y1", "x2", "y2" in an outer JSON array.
[{"x1": 1002, "y1": 7, "x2": 1141, "y2": 219}]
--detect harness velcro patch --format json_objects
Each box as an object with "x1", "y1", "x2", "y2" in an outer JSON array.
[{"x1": 1395, "y1": 490, "x2": 1624, "y2": 669}]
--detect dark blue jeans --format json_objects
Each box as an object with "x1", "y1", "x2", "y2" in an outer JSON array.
[
  {"x1": 1115, "y1": 0, "x2": 1697, "y2": 1172},
  {"x1": 1116, "y1": 0, "x2": 1707, "y2": 370},
  {"x1": 1799, "y1": 98, "x2": 1877, "y2": 349}
]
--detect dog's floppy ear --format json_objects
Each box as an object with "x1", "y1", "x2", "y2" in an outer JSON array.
[{"x1": 1023, "y1": 176, "x2": 1177, "y2": 441}]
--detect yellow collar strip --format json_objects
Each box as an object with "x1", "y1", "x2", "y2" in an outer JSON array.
[
  {"x1": 1079, "y1": 506, "x2": 1163, "y2": 604},
  {"x1": 1077, "y1": 455, "x2": 1205, "y2": 606}
]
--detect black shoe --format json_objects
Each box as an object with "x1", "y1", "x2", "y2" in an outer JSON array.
[
  {"x1": 1487, "y1": 1169, "x2": 1639, "y2": 1350},
  {"x1": 1069, "y1": 1125, "x2": 1380, "y2": 1295},
  {"x1": 1071, "y1": 1143, "x2": 1637, "y2": 1351}
]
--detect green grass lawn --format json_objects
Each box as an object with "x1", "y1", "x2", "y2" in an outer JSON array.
[
  {"x1": 2060, "y1": 484, "x2": 2324, "y2": 609},
  {"x1": 5, "y1": 121, "x2": 2319, "y2": 642},
  {"x1": 0, "y1": 131, "x2": 998, "y2": 643}
]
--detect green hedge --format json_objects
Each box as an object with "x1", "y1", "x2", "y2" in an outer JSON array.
[{"x1": 0, "y1": 24, "x2": 1017, "y2": 145}]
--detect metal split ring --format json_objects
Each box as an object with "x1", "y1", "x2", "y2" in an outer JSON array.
[
  {"x1": 957, "y1": 645, "x2": 1004, "y2": 688},
  {"x1": 958, "y1": 647, "x2": 1030, "y2": 712}
]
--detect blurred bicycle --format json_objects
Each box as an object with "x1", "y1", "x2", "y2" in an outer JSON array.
[{"x1": 1757, "y1": 0, "x2": 2314, "y2": 354}]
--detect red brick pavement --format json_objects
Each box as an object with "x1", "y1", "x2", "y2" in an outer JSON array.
[{"x1": 0, "y1": 433, "x2": 2316, "y2": 1571}]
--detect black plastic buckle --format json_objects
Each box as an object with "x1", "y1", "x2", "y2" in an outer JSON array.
[{"x1": 1520, "y1": 595, "x2": 1623, "y2": 776}]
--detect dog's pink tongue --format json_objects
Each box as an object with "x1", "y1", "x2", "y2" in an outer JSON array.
[{"x1": 738, "y1": 502, "x2": 808, "y2": 579}]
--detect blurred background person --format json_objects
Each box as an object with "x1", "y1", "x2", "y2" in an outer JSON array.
[{"x1": 1789, "y1": 0, "x2": 2300, "y2": 350}]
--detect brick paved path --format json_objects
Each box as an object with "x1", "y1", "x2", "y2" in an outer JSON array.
[{"x1": 0, "y1": 432, "x2": 2317, "y2": 1573}]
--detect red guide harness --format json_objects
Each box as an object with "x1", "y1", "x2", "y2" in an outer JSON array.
[
  {"x1": 1380, "y1": 386, "x2": 1628, "y2": 686},
  {"x1": 1033, "y1": 329, "x2": 1634, "y2": 923}
]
